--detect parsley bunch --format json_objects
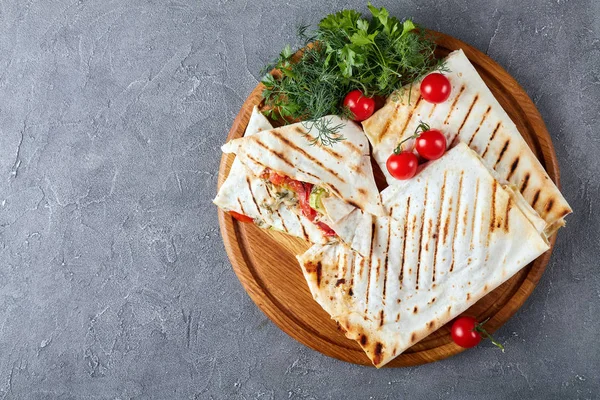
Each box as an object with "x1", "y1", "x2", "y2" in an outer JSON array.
[{"x1": 261, "y1": 4, "x2": 443, "y2": 145}]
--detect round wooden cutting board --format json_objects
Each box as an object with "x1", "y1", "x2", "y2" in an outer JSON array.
[{"x1": 216, "y1": 31, "x2": 560, "y2": 367}]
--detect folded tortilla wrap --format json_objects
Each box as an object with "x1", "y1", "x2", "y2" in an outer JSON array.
[
  {"x1": 222, "y1": 116, "x2": 386, "y2": 218},
  {"x1": 297, "y1": 143, "x2": 550, "y2": 367},
  {"x1": 362, "y1": 49, "x2": 571, "y2": 236},
  {"x1": 214, "y1": 107, "x2": 329, "y2": 243}
]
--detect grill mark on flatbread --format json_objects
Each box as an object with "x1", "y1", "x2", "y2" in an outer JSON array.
[
  {"x1": 449, "y1": 172, "x2": 464, "y2": 273},
  {"x1": 319, "y1": 143, "x2": 345, "y2": 160},
  {"x1": 398, "y1": 97, "x2": 423, "y2": 140},
  {"x1": 443, "y1": 85, "x2": 466, "y2": 125},
  {"x1": 253, "y1": 138, "x2": 295, "y2": 169},
  {"x1": 295, "y1": 213, "x2": 308, "y2": 240},
  {"x1": 365, "y1": 219, "x2": 376, "y2": 313},
  {"x1": 328, "y1": 185, "x2": 343, "y2": 199},
  {"x1": 295, "y1": 167, "x2": 321, "y2": 181},
  {"x1": 463, "y1": 204, "x2": 469, "y2": 237},
  {"x1": 427, "y1": 103, "x2": 437, "y2": 118},
  {"x1": 425, "y1": 219, "x2": 433, "y2": 251},
  {"x1": 347, "y1": 255, "x2": 355, "y2": 296},
  {"x1": 334, "y1": 250, "x2": 343, "y2": 287},
  {"x1": 491, "y1": 180, "x2": 497, "y2": 231},
  {"x1": 432, "y1": 171, "x2": 447, "y2": 283},
  {"x1": 466, "y1": 105, "x2": 491, "y2": 146},
  {"x1": 237, "y1": 198, "x2": 245, "y2": 215},
  {"x1": 506, "y1": 157, "x2": 520, "y2": 181},
  {"x1": 269, "y1": 130, "x2": 345, "y2": 183},
  {"x1": 449, "y1": 95, "x2": 479, "y2": 145},
  {"x1": 275, "y1": 209, "x2": 287, "y2": 232},
  {"x1": 264, "y1": 182, "x2": 275, "y2": 198},
  {"x1": 544, "y1": 198, "x2": 555, "y2": 213},
  {"x1": 399, "y1": 197, "x2": 411, "y2": 288},
  {"x1": 415, "y1": 186, "x2": 429, "y2": 290},
  {"x1": 358, "y1": 255, "x2": 366, "y2": 280},
  {"x1": 382, "y1": 219, "x2": 392, "y2": 301},
  {"x1": 443, "y1": 196, "x2": 453, "y2": 245},
  {"x1": 531, "y1": 189, "x2": 541, "y2": 209},
  {"x1": 373, "y1": 342, "x2": 384, "y2": 366},
  {"x1": 316, "y1": 262, "x2": 322, "y2": 287},
  {"x1": 347, "y1": 199, "x2": 363, "y2": 209},
  {"x1": 520, "y1": 173, "x2": 531, "y2": 194},
  {"x1": 494, "y1": 139, "x2": 510, "y2": 168},
  {"x1": 340, "y1": 251, "x2": 348, "y2": 282},
  {"x1": 377, "y1": 103, "x2": 401, "y2": 141},
  {"x1": 351, "y1": 163, "x2": 366, "y2": 176},
  {"x1": 470, "y1": 179, "x2": 480, "y2": 251},
  {"x1": 246, "y1": 176, "x2": 262, "y2": 217},
  {"x1": 481, "y1": 122, "x2": 502, "y2": 158},
  {"x1": 487, "y1": 180, "x2": 498, "y2": 247},
  {"x1": 379, "y1": 310, "x2": 385, "y2": 328},
  {"x1": 342, "y1": 139, "x2": 363, "y2": 155},
  {"x1": 245, "y1": 154, "x2": 268, "y2": 172},
  {"x1": 504, "y1": 197, "x2": 512, "y2": 232}
]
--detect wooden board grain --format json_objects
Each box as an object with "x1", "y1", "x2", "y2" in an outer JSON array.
[{"x1": 216, "y1": 31, "x2": 560, "y2": 367}]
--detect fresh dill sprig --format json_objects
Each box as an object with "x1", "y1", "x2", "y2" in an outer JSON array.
[
  {"x1": 301, "y1": 117, "x2": 346, "y2": 147},
  {"x1": 261, "y1": 3, "x2": 443, "y2": 146}
]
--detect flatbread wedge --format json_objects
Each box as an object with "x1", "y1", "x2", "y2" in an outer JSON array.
[
  {"x1": 297, "y1": 144, "x2": 550, "y2": 367},
  {"x1": 214, "y1": 107, "x2": 329, "y2": 243},
  {"x1": 362, "y1": 49, "x2": 571, "y2": 235},
  {"x1": 222, "y1": 116, "x2": 385, "y2": 218}
]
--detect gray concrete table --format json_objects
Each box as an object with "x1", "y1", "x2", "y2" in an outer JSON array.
[{"x1": 0, "y1": 0, "x2": 598, "y2": 398}]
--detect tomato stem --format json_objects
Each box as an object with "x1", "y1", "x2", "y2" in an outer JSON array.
[
  {"x1": 393, "y1": 120, "x2": 431, "y2": 154},
  {"x1": 473, "y1": 318, "x2": 505, "y2": 352}
]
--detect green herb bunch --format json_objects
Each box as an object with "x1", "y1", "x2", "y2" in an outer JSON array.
[{"x1": 261, "y1": 3, "x2": 444, "y2": 145}]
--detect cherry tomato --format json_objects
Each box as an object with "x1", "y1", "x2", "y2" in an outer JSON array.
[
  {"x1": 316, "y1": 222, "x2": 337, "y2": 237},
  {"x1": 451, "y1": 316, "x2": 482, "y2": 348},
  {"x1": 229, "y1": 211, "x2": 254, "y2": 224},
  {"x1": 420, "y1": 73, "x2": 451, "y2": 104},
  {"x1": 343, "y1": 90, "x2": 375, "y2": 121},
  {"x1": 415, "y1": 129, "x2": 447, "y2": 160},
  {"x1": 386, "y1": 152, "x2": 418, "y2": 180}
]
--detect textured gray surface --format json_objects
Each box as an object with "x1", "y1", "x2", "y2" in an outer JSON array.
[{"x1": 0, "y1": 0, "x2": 598, "y2": 398}]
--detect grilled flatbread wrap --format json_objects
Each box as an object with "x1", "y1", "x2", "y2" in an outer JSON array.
[
  {"x1": 362, "y1": 49, "x2": 571, "y2": 235},
  {"x1": 222, "y1": 116, "x2": 386, "y2": 218},
  {"x1": 298, "y1": 144, "x2": 550, "y2": 367},
  {"x1": 214, "y1": 107, "x2": 329, "y2": 243}
]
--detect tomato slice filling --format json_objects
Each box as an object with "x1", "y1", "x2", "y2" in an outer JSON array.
[
  {"x1": 316, "y1": 221, "x2": 336, "y2": 236},
  {"x1": 261, "y1": 168, "x2": 336, "y2": 236}
]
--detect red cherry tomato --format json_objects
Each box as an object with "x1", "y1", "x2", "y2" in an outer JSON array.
[
  {"x1": 451, "y1": 316, "x2": 482, "y2": 348},
  {"x1": 229, "y1": 211, "x2": 254, "y2": 224},
  {"x1": 415, "y1": 129, "x2": 447, "y2": 160},
  {"x1": 343, "y1": 90, "x2": 375, "y2": 121},
  {"x1": 420, "y1": 73, "x2": 451, "y2": 104},
  {"x1": 386, "y1": 152, "x2": 418, "y2": 180}
]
